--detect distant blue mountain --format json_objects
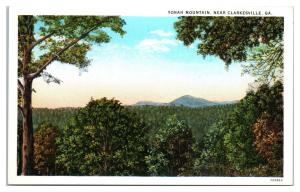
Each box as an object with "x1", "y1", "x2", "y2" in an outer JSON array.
[
  {"x1": 133, "y1": 95, "x2": 238, "y2": 108},
  {"x1": 169, "y1": 95, "x2": 218, "y2": 107},
  {"x1": 134, "y1": 101, "x2": 168, "y2": 106}
]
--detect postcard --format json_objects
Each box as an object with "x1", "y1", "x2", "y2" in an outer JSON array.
[{"x1": 7, "y1": 4, "x2": 294, "y2": 185}]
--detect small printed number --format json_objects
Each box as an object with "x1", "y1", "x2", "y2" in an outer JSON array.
[{"x1": 270, "y1": 178, "x2": 283, "y2": 182}]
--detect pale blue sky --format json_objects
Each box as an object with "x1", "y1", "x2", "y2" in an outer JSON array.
[{"x1": 33, "y1": 16, "x2": 254, "y2": 108}]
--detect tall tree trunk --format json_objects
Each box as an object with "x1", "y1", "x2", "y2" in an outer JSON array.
[
  {"x1": 21, "y1": 77, "x2": 33, "y2": 175},
  {"x1": 17, "y1": 117, "x2": 23, "y2": 175}
]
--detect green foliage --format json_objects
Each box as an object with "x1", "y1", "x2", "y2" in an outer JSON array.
[
  {"x1": 32, "y1": 107, "x2": 79, "y2": 130},
  {"x1": 32, "y1": 103, "x2": 234, "y2": 176},
  {"x1": 55, "y1": 98, "x2": 148, "y2": 176},
  {"x1": 174, "y1": 17, "x2": 283, "y2": 176},
  {"x1": 222, "y1": 81, "x2": 282, "y2": 172},
  {"x1": 37, "y1": 16, "x2": 125, "y2": 40},
  {"x1": 223, "y1": 93, "x2": 264, "y2": 170},
  {"x1": 33, "y1": 123, "x2": 60, "y2": 175},
  {"x1": 130, "y1": 104, "x2": 235, "y2": 140},
  {"x1": 30, "y1": 85, "x2": 283, "y2": 177},
  {"x1": 18, "y1": 16, "x2": 126, "y2": 175},
  {"x1": 193, "y1": 121, "x2": 230, "y2": 176},
  {"x1": 32, "y1": 104, "x2": 235, "y2": 140},
  {"x1": 145, "y1": 151, "x2": 169, "y2": 176},
  {"x1": 146, "y1": 115, "x2": 194, "y2": 176},
  {"x1": 254, "y1": 81, "x2": 283, "y2": 122},
  {"x1": 193, "y1": 81, "x2": 283, "y2": 176},
  {"x1": 174, "y1": 17, "x2": 283, "y2": 65},
  {"x1": 242, "y1": 39, "x2": 283, "y2": 84},
  {"x1": 18, "y1": 15, "x2": 126, "y2": 78}
]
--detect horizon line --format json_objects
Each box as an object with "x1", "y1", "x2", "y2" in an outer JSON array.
[{"x1": 32, "y1": 94, "x2": 242, "y2": 109}]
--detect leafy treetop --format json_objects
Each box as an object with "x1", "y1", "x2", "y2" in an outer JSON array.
[
  {"x1": 174, "y1": 17, "x2": 283, "y2": 65},
  {"x1": 18, "y1": 16, "x2": 126, "y2": 81}
]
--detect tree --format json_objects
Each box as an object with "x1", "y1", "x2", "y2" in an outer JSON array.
[
  {"x1": 17, "y1": 118, "x2": 22, "y2": 175},
  {"x1": 222, "y1": 92, "x2": 264, "y2": 171},
  {"x1": 174, "y1": 17, "x2": 283, "y2": 65},
  {"x1": 18, "y1": 16, "x2": 126, "y2": 175},
  {"x1": 146, "y1": 115, "x2": 194, "y2": 176},
  {"x1": 242, "y1": 38, "x2": 283, "y2": 84},
  {"x1": 251, "y1": 81, "x2": 283, "y2": 167},
  {"x1": 193, "y1": 121, "x2": 230, "y2": 176},
  {"x1": 56, "y1": 98, "x2": 148, "y2": 176},
  {"x1": 33, "y1": 123, "x2": 60, "y2": 175},
  {"x1": 252, "y1": 112, "x2": 283, "y2": 164},
  {"x1": 174, "y1": 16, "x2": 285, "y2": 87},
  {"x1": 195, "y1": 81, "x2": 283, "y2": 176}
]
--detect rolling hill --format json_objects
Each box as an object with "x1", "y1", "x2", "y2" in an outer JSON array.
[{"x1": 134, "y1": 95, "x2": 238, "y2": 108}]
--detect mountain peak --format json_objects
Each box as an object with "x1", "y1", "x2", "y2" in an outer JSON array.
[
  {"x1": 133, "y1": 95, "x2": 237, "y2": 108},
  {"x1": 169, "y1": 95, "x2": 217, "y2": 107},
  {"x1": 180, "y1": 95, "x2": 194, "y2": 98}
]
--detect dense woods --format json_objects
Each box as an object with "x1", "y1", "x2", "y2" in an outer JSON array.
[
  {"x1": 32, "y1": 104, "x2": 235, "y2": 140},
  {"x1": 17, "y1": 81, "x2": 283, "y2": 176},
  {"x1": 193, "y1": 81, "x2": 283, "y2": 176}
]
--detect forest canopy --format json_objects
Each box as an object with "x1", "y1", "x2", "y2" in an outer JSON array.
[{"x1": 22, "y1": 81, "x2": 283, "y2": 176}]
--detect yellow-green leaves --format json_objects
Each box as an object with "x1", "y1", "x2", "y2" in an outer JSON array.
[
  {"x1": 19, "y1": 15, "x2": 126, "y2": 81},
  {"x1": 56, "y1": 98, "x2": 148, "y2": 176}
]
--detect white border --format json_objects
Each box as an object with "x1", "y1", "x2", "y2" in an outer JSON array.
[{"x1": 7, "y1": 4, "x2": 294, "y2": 185}]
